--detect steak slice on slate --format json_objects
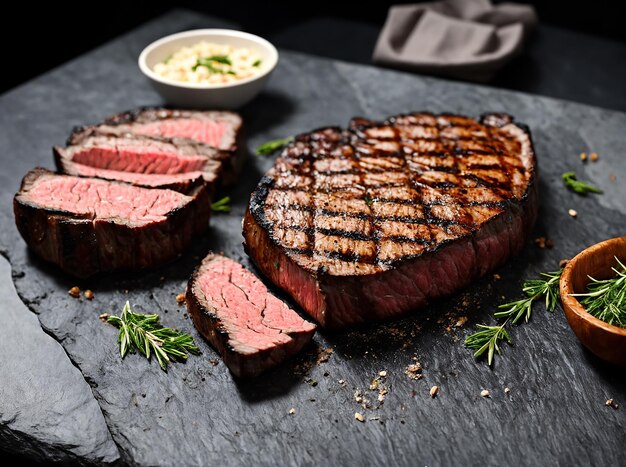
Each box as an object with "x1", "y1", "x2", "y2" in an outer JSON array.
[
  {"x1": 243, "y1": 112, "x2": 538, "y2": 329},
  {"x1": 55, "y1": 133, "x2": 222, "y2": 195},
  {"x1": 186, "y1": 253, "x2": 316, "y2": 378},
  {"x1": 71, "y1": 108, "x2": 245, "y2": 186},
  {"x1": 14, "y1": 168, "x2": 209, "y2": 278}
]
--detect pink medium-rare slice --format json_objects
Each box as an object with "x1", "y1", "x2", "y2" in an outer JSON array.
[
  {"x1": 69, "y1": 107, "x2": 245, "y2": 185},
  {"x1": 14, "y1": 168, "x2": 209, "y2": 277},
  {"x1": 186, "y1": 253, "x2": 316, "y2": 378},
  {"x1": 243, "y1": 112, "x2": 538, "y2": 329},
  {"x1": 55, "y1": 133, "x2": 222, "y2": 195}
]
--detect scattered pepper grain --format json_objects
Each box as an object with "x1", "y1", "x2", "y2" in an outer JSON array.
[
  {"x1": 84, "y1": 289, "x2": 94, "y2": 300},
  {"x1": 590, "y1": 152, "x2": 599, "y2": 162},
  {"x1": 68, "y1": 286, "x2": 80, "y2": 298},
  {"x1": 580, "y1": 152, "x2": 587, "y2": 161}
]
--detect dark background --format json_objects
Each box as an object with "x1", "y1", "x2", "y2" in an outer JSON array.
[{"x1": 2, "y1": 1, "x2": 625, "y2": 94}]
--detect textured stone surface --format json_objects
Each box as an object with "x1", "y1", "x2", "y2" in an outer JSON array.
[
  {"x1": 0, "y1": 256, "x2": 119, "y2": 464},
  {"x1": 1, "y1": 9, "x2": 625, "y2": 466}
]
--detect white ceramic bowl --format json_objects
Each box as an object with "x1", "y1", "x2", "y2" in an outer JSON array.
[{"x1": 138, "y1": 29, "x2": 278, "y2": 109}]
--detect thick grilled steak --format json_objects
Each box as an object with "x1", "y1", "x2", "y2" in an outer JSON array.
[
  {"x1": 14, "y1": 168, "x2": 209, "y2": 278},
  {"x1": 243, "y1": 112, "x2": 538, "y2": 329},
  {"x1": 70, "y1": 108, "x2": 245, "y2": 185},
  {"x1": 55, "y1": 133, "x2": 222, "y2": 195},
  {"x1": 186, "y1": 253, "x2": 316, "y2": 378}
]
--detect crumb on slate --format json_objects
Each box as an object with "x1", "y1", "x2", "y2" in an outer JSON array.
[
  {"x1": 534, "y1": 237, "x2": 553, "y2": 249},
  {"x1": 354, "y1": 412, "x2": 365, "y2": 422},
  {"x1": 405, "y1": 358, "x2": 423, "y2": 381},
  {"x1": 493, "y1": 273, "x2": 501, "y2": 280},
  {"x1": 209, "y1": 359, "x2": 219, "y2": 366},
  {"x1": 84, "y1": 289, "x2": 94, "y2": 300},
  {"x1": 176, "y1": 293, "x2": 186, "y2": 304},
  {"x1": 481, "y1": 389, "x2": 491, "y2": 398},
  {"x1": 99, "y1": 313, "x2": 110, "y2": 322},
  {"x1": 430, "y1": 385, "x2": 439, "y2": 398},
  {"x1": 609, "y1": 174, "x2": 616, "y2": 182},
  {"x1": 568, "y1": 209, "x2": 578, "y2": 218},
  {"x1": 68, "y1": 286, "x2": 80, "y2": 298},
  {"x1": 504, "y1": 387, "x2": 511, "y2": 395},
  {"x1": 606, "y1": 399, "x2": 619, "y2": 410},
  {"x1": 289, "y1": 408, "x2": 296, "y2": 415},
  {"x1": 590, "y1": 152, "x2": 599, "y2": 162},
  {"x1": 580, "y1": 152, "x2": 587, "y2": 161},
  {"x1": 316, "y1": 347, "x2": 334, "y2": 364},
  {"x1": 455, "y1": 316, "x2": 468, "y2": 327}
]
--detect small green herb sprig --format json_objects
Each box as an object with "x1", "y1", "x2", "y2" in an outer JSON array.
[
  {"x1": 562, "y1": 172, "x2": 602, "y2": 196},
  {"x1": 256, "y1": 136, "x2": 294, "y2": 155},
  {"x1": 465, "y1": 270, "x2": 562, "y2": 365},
  {"x1": 211, "y1": 196, "x2": 231, "y2": 213},
  {"x1": 573, "y1": 257, "x2": 626, "y2": 328},
  {"x1": 106, "y1": 301, "x2": 199, "y2": 371},
  {"x1": 192, "y1": 55, "x2": 236, "y2": 75}
]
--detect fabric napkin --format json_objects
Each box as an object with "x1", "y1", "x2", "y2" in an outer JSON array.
[{"x1": 373, "y1": 0, "x2": 538, "y2": 82}]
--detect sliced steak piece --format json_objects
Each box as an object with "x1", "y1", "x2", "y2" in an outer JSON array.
[
  {"x1": 243, "y1": 112, "x2": 538, "y2": 329},
  {"x1": 186, "y1": 253, "x2": 316, "y2": 378},
  {"x1": 14, "y1": 168, "x2": 209, "y2": 278},
  {"x1": 70, "y1": 108, "x2": 245, "y2": 185},
  {"x1": 55, "y1": 133, "x2": 222, "y2": 196}
]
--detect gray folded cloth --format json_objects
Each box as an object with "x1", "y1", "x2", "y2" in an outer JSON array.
[{"x1": 373, "y1": 0, "x2": 538, "y2": 82}]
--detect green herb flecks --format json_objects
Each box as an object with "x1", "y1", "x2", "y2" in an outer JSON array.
[
  {"x1": 252, "y1": 59, "x2": 262, "y2": 67},
  {"x1": 256, "y1": 136, "x2": 294, "y2": 155},
  {"x1": 192, "y1": 55, "x2": 233, "y2": 73},
  {"x1": 106, "y1": 301, "x2": 200, "y2": 371},
  {"x1": 572, "y1": 257, "x2": 626, "y2": 328},
  {"x1": 211, "y1": 196, "x2": 231, "y2": 213},
  {"x1": 562, "y1": 172, "x2": 602, "y2": 196},
  {"x1": 465, "y1": 270, "x2": 562, "y2": 365}
]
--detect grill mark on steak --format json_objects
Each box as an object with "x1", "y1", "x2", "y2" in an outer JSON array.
[{"x1": 243, "y1": 112, "x2": 537, "y2": 328}]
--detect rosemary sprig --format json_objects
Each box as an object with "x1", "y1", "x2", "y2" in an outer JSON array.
[
  {"x1": 106, "y1": 301, "x2": 199, "y2": 371},
  {"x1": 572, "y1": 257, "x2": 626, "y2": 328},
  {"x1": 211, "y1": 196, "x2": 231, "y2": 213},
  {"x1": 562, "y1": 171, "x2": 602, "y2": 195},
  {"x1": 465, "y1": 270, "x2": 562, "y2": 365},
  {"x1": 255, "y1": 136, "x2": 294, "y2": 155}
]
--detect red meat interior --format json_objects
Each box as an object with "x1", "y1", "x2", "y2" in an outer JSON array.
[{"x1": 132, "y1": 119, "x2": 227, "y2": 147}]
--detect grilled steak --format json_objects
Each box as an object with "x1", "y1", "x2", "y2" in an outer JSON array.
[
  {"x1": 55, "y1": 133, "x2": 222, "y2": 195},
  {"x1": 186, "y1": 253, "x2": 316, "y2": 378},
  {"x1": 243, "y1": 112, "x2": 538, "y2": 329},
  {"x1": 14, "y1": 168, "x2": 209, "y2": 278},
  {"x1": 70, "y1": 108, "x2": 245, "y2": 185}
]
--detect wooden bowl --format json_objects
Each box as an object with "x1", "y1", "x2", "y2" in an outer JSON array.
[{"x1": 560, "y1": 236, "x2": 626, "y2": 366}]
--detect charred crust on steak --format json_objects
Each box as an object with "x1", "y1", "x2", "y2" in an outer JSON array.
[{"x1": 246, "y1": 112, "x2": 537, "y2": 278}]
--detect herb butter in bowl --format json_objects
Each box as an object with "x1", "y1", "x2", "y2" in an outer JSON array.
[{"x1": 139, "y1": 29, "x2": 278, "y2": 109}]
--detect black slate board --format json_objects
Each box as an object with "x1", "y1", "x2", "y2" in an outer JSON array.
[{"x1": 1, "y1": 9, "x2": 625, "y2": 466}]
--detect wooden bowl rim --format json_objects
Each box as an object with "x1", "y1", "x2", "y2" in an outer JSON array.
[{"x1": 560, "y1": 236, "x2": 626, "y2": 337}]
